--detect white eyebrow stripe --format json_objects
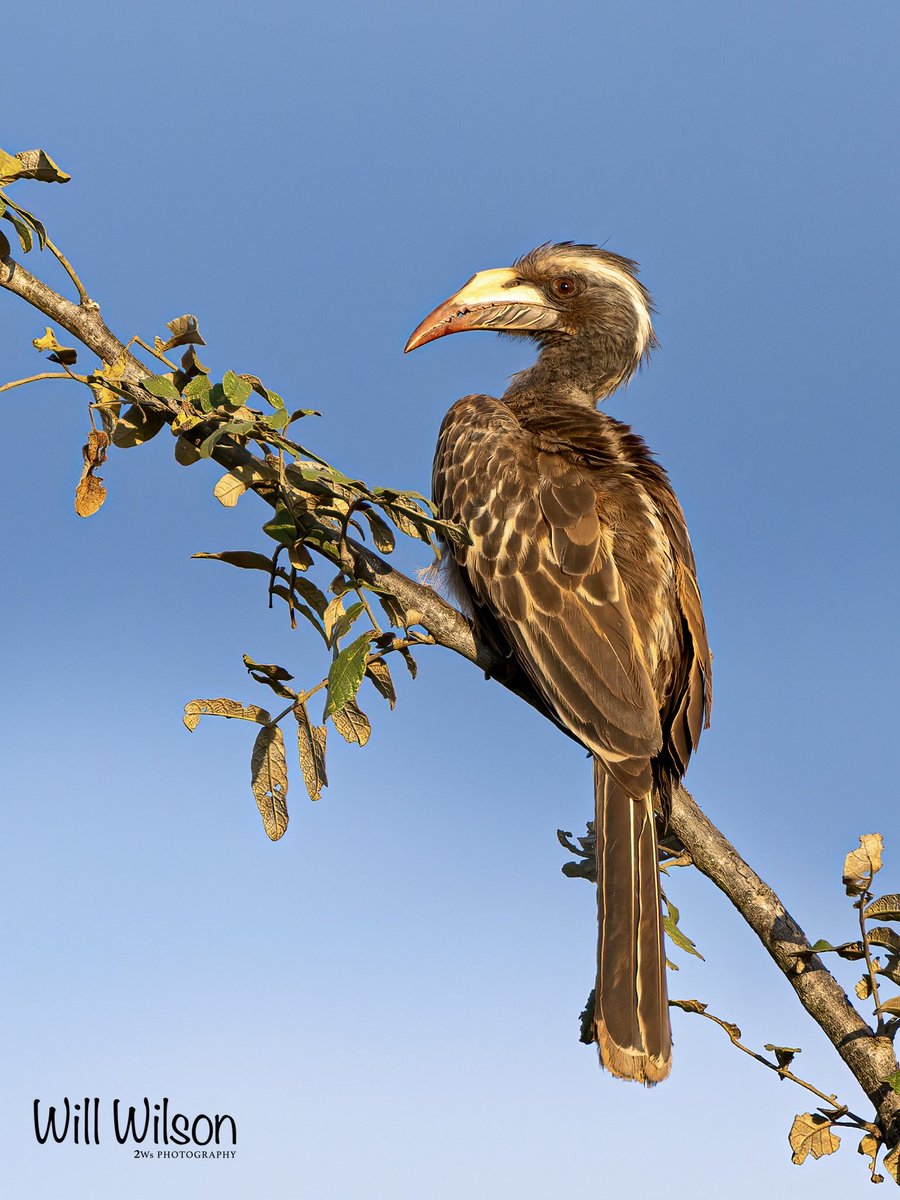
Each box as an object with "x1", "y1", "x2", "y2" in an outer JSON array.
[{"x1": 554, "y1": 254, "x2": 654, "y2": 360}]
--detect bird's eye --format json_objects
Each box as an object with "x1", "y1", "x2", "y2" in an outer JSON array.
[{"x1": 552, "y1": 276, "x2": 577, "y2": 298}]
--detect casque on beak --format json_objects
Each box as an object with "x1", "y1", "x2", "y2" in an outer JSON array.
[{"x1": 404, "y1": 267, "x2": 559, "y2": 353}]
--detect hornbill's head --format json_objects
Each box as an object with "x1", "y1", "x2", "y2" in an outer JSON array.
[{"x1": 405, "y1": 243, "x2": 656, "y2": 404}]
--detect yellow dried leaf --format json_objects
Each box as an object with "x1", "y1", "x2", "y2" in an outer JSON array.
[
  {"x1": 843, "y1": 833, "x2": 883, "y2": 896},
  {"x1": 33, "y1": 326, "x2": 77, "y2": 364},
  {"x1": 855, "y1": 975, "x2": 872, "y2": 1000},
  {"x1": 74, "y1": 473, "x2": 106, "y2": 517},
  {"x1": 174, "y1": 436, "x2": 201, "y2": 466},
  {"x1": 789, "y1": 1113, "x2": 840, "y2": 1165},
  {"x1": 858, "y1": 1133, "x2": 884, "y2": 1184},
  {"x1": 8, "y1": 148, "x2": 71, "y2": 184},
  {"x1": 250, "y1": 724, "x2": 289, "y2": 841},
  {"x1": 213, "y1": 463, "x2": 257, "y2": 507},
  {"x1": 884, "y1": 1143, "x2": 900, "y2": 1185}
]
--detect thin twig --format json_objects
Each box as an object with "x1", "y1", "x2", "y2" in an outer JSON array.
[
  {"x1": 678, "y1": 1004, "x2": 872, "y2": 1128},
  {"x1": 858, "y1": 892, "x2": 885, "y2": 1035},
  {"x1": 44, "y1": 237, "x2": 91, "y2": 307},
  {"x1": 0, "y1": 371, "x2": 85, "y2": 394}
]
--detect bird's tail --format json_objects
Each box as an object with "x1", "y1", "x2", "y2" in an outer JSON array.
[{"x1": 592, "y1": 759, "x2": 672, "y2": 1084}]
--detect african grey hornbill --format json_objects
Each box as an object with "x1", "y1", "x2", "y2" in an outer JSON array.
[{"x1": 404, "y1": 244, "x2": 711, "y2": 1084}]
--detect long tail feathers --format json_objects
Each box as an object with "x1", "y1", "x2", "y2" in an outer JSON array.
[{"x1": 593, "y1": 759, "x2": 672, "y2": 1084}]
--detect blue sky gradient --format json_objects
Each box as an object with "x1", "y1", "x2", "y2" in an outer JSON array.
[{"x1": 2, "y1": 2, "x2": 899, "y2": 1196}]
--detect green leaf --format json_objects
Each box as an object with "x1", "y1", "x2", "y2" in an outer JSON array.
[
  {"x1": 264, "y1": 408, "x2": 291, "y2": 430},
  {"x1": 662, "y1": 896, "x2": 704, "y2": 960},
  {"x1": 183, "y1": 374, "x2": 211, "y2": 407},
  {"x1": 324, "y1": 633, "x2": 371, "y2": 717},
  {"x1": 262, "y1": 504, "x2": 298, "y2": 548},
  {"x1": 809, "y1": 939, "x2": 837, "y2": 954},
  {"x1": 286, "y1": 408, "x2": 320, "y2": 425},
  {"x1": 884, "y1": 1070, "x2": 900, "y2": 1095},
  {"x1": 331, "y1": 601, "x2": 365, "y2": 644},
  {"x1": 250, "y1": 724, "x2": 289, "y2": 841},
  {"x1": 142, "y1": 373, "x2": 181, "y2": 401},
  {"x1": 3, "y1": 206, "x2": 33, "y2": 252},
  {"x1": 330, "y1": 699, "x2": 371, "y2": 746},
  {"x1": 222, "y1": 370, "x2": 253, "y2": 408},
  {"x1": 197, "y1": 420, "x2": 256, "y2": 458}
]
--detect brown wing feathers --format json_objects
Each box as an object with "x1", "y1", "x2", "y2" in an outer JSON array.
[{"x1": 433, "y1": 393, "x2": 710, "y2": 1084}]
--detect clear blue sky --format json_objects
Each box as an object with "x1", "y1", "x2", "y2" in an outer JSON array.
[{"x1": 2, "y1": 2, "x2": 898, "y2": 1196}]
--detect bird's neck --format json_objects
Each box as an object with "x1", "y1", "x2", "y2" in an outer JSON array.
[{"x1": 503, "y1": 335, "x2": 636, "y2": 409}]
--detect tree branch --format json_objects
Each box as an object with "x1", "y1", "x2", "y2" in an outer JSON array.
[{"x1": 3, "y1": 244, "x2": 898, "y2": 1148}]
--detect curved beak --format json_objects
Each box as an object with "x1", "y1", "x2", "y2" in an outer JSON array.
[{"x1": 404, "y1": 267, "x2": 558, "y2": 353}]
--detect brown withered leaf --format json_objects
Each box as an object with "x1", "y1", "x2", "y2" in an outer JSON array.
[
  {"x1": 858, "y1": 1133, "x2": 884, "y2": 1185},
  {"x1": 843, "y1": 834, "x2": 883, "y2": 896},
  {"x1": 183, "y1": 698, "x2": 271, "y2": 731},
  {"x1": 864, "y1": 894, "x2": 900, "y2": 922},
  {"x1": 877, "y1": 996, "x2": 900, "y2": 1016},
  {"x1": 74, "y1": 474, "x2": 106, "y2": 517},
  {"x1": 789, "y1": 1113, "x2": 840, "y2": 1165},
  {"x1": 250, "y1": 724, "x2": 289, "y2": 841},
  {"x1": 668, "y1": 998, "x2": 708, "y2": 1015},
  {"x1": 293, "y1": 703, "x2": 328, "y2": 801},
  {"x1": 365, "y1": 658, "x2": 396, "y2": 709},
  {"x1": 376, "y1": 592, "x2": 409, "y2": 631},
  {"x1": 74, "y1": 429, "x2": 110, "y2": 517},
  {"x1": 162, "y1": 314, "x2": 206, "y2": 351},
  {"x1": 868, "y1": 927, "x2": 900, "y2": 954},
  {"x1": 856, "y1": 975, "x2": 873, "y2": 1000},
  {"x1": 763, "y1": 1044, "x2": 801, "y2": 1071},
  {"x1": 83, "y1": 429, "x2": 108, "y2": 470},
  {"x1": 330, "y1": 699, "x2": 371, "y2": 746}
]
